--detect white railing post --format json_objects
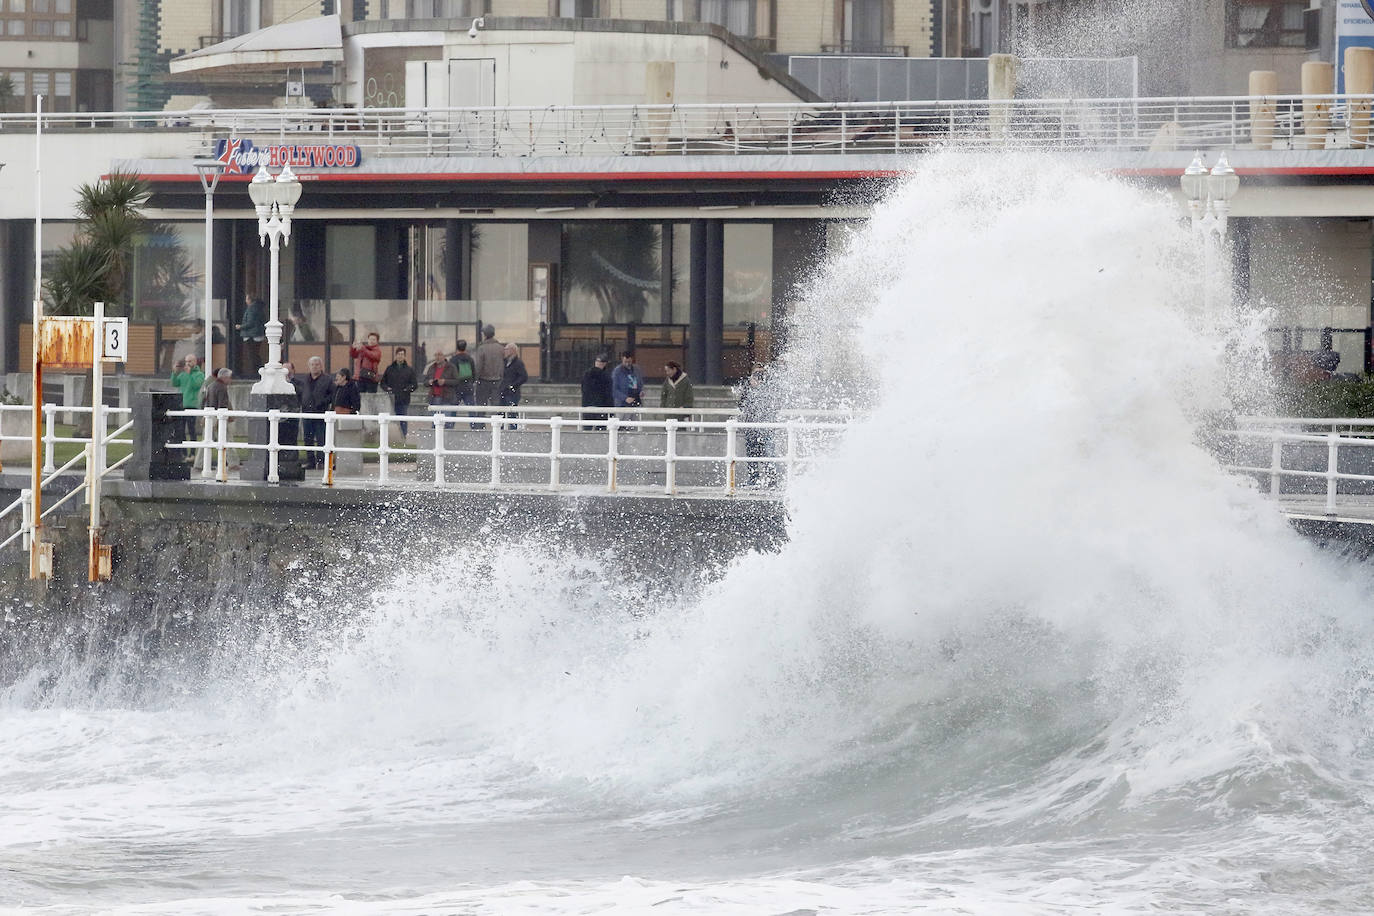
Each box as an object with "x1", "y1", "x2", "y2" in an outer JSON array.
[
  {"x1": 432, "y1": 413, "x2": 446, "y2": 485},
  {"x1": 606, "y1": 416, "x2": 620, "y2": 492},
  {"x1": 490, "y1": 419, "x2": 502, "y2": 486},
  {"x1": 549, "y1": 415, "x2": 562, "y2": 490},
  {"x1": 785, "y1": 421, "x2": 798, "y2": 486},
  {"x1": 43, "y1": 404, "x2": 56, "y2": 473},
  {"x1": 20, "y1": 487, "x2": 32, "y2": 550},
  {"x1": 664, "y1": 417, "x2": 677, "y2": 495},
  {"x1": 323, "y1": 412, "x2": 336, "y2": 486},
  {"x1": 1327, "y1": 432, "x2": 1339, "y2": 513},
  {"x1": 267, "y1": 409, "x2": 280, "y2": 484},
  {"x1": 378, "y1": 412, "x2": 391, "y2": 484},
  {"x1": 725, "y1": 418, "x2": 738, "y2": 494},
  {"x1": 216, "y1": 408, "x2": 229, "y2": 482},
  {"x1": 1270, "y1": 437, "x2": 1282, "y2": 497}
]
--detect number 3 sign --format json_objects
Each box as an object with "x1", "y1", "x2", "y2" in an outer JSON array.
[{"x1": 102, "y1": 318, "x2": 128, "y2": 361}]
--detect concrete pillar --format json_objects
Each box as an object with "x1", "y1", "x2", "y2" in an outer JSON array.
[
  {"x1": 1302, "y1": 62, "x2": 1335, "y2": 150},
  {"x1": 688, "y1": 220, "x2": 707, "y2": 382},
  {"x1": 333, "y1": 416, "x2": 364, "y2": 476},
  {"x1": 126, "y1": 390, "x2": 192, "y2": 481},
  {"x1": 988, "y1": 53, "x2": 1018, "y2": 142},
  {"x1": 1249, "y1": 70, "x2": 1278, "y2": 150},
  {"x1": 1347, "y1": 47, "x2": 1374, "y2": 148},
  {"x1": 239, "y1": 392, "x2": 304, "y2": 482},
  {"x1": 704, "y1": 221, "x2": 724, "y2": 385}
]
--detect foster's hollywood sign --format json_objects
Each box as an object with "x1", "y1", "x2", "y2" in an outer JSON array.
[{"x1": 213, "y1": 137, "x2": 362, "y2": 175}]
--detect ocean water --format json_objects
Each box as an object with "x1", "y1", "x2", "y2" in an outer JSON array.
[{"x1": 5, "y1": 153, "x2": 1374, "y2": 914}]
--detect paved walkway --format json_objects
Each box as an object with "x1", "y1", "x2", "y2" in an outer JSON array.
[{"x1": 1275, "y1": 494, "x2": 1374, "y2": 526}]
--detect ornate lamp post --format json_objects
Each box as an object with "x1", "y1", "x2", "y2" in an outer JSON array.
[
  {"x1": 192, "y1": 159, "x2": 224, "y2": 477},
  {"x1": 246, "y1": 163, "x2": 302, "y2": 395},
  {"x1": 1181, "y1": 151, "x2": 1241, "y2": 315}
]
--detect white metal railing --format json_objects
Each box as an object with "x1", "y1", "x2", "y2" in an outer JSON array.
[
  {"x1": 0, "y1": 404, "x2": 134, "y2": 554},
  {"x1": 1, "y1": 94, "x2": 1369, "y2": 160},
  {"x1": 167, "y1": 405, "x2": 847, "y2": 496},
  {"x1": 1225, "y1": 417, "x2": 1374, "y2": 516}
]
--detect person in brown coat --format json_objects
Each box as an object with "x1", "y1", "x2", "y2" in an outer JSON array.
[{"x1": 473, "y1": 324, "x2": 505, "y2": 407}]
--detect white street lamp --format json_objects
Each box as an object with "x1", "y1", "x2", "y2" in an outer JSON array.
[
  {"x1": 193, "y1": 159, "x2": 224, "y2": 477},
  {"x1": 1181, "y1": 150, "x2": 1241, "y2": 316},
  {"x1": 246, "y1": 163, "x2": 302, "y2": 395}
]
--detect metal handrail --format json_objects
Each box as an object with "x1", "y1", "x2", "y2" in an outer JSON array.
[
  {"x1": 171, "y1": 406, "x2": 847, "y2": 495},
  {"x1": 1224, "y1": 423, "x2": 1374, "y2": 515},
  {"x1": 0, "y1": 94, "x2": 1367, "y2": 159}
]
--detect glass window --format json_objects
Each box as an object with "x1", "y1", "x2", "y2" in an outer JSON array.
[
  {"x1": 844, "y1": 0, "x2": 884, "y2": 51},
  {"x1": 325, "y1": 225, "x2": 377, "y2": 298},
  {"x1": 1226, "y1": 0, "x2": 1306, "y2": 48},
  {"x1": 54, "y1": 0, "x2": 68, "y2": 11},
  {"x1": 54, "y1": 71, "x2": 69, "y2": 95},
  {"x1": 723, "y1": 223, "x2": 772, "y2": 329},
  {"x1": 33, "y1": 0, "x2": 46, "y2": 11},
  {"x1": 9, "y1": 0, "x2": 23, "y2": 11},
  {"x1": 128, "y1": 222, "x2": 205, "y2": 323},
  {"x1": 670, "y1": 222, "x2": 691, "y2": 323},
  {"x1": 563, "y1": 222, "x2": 663, "y2": 324},
  {"x1": 34, "y1": 19, "x2": 51, "y2": 35},
  {"x1": 5, "y1": 19, "x2": 21, "y2": 34},
  {"x1": 558, "y1": 0, "x2": 598, "y2": 16},
  {"x1": 31, "y1": 71, "x2": 47, "y2": 95},
  {"x1": 699, "y1": 0, "x2": 753, "y2": 35},
  {"x1": 54, "y1": 19, "x2": 69, "y2": 36},
  {"x1": 471, "y1": 223, "x2": 528, "y2": 301},
  {"x1": 8, "y1": 71, "x2": 23, "y2": 95}
]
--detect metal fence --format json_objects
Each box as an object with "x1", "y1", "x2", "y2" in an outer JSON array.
[
  {"x1": 0, "y1": 94, "x2": 1368, "y2": 160},
  {"x1": 1225, "y1": 417, "x2": 1374, "y2": 517}
]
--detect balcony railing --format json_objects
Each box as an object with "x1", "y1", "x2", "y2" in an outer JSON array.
[
  {"x1": 820, "y1": 42, "x2": 909, "y2": 56},
  {"x1": 0, "y1": 94, "x2": 1368, "y2": 160}
]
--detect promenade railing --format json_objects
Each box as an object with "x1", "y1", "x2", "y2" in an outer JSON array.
[
  {"x1": 0, "y1": 95, "x2": 1367, "y2": 160},
  {"x1": 0, "y1": 404, "x2": 134, "y2": 555},
  {"x1": 166, "y1": 404, "x2": 848, "y2": 497},
  {"x1": 1224, "y1": 416, "x2": 1374, "y2": 516}
]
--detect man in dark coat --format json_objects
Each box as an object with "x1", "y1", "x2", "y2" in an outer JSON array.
[
  {"x1": 381, "y1": 346, "x2": 418, "y2": 436},
  {"x1": 580, "y1": 353, "x2": 613, "y2": 426},
  {"x1": 299, "y1": 356, "x2": 335, "y2": 469}
]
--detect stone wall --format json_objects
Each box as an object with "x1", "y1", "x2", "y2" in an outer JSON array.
[{"x1": 0, "y1": 476, "x2": 786, "y2": 691}]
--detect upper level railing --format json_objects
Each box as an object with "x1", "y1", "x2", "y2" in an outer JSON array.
[{"x1": 0, "y1": 94, "x2": 1368, "y2": 161}]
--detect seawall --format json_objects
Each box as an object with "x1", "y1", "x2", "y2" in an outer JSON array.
[{"x1": 0, "y1": 475, "x2": 787, "y2": 689}]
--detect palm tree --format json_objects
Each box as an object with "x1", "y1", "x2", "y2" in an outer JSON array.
[{"x1": 44, "y1": 171, "x2": 162, "y2": 317}]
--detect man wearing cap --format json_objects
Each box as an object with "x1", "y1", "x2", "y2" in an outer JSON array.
[
  {"x1": 580, "y1": 353, "x2": 613, "y2": 426},
  {"x1": 473, "y1": 324, "x2": 504, "y2": 408}
]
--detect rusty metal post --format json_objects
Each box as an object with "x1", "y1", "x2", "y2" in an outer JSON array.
[{"x1": 88, "y1": 301, "x2": 107, "y2": 582}]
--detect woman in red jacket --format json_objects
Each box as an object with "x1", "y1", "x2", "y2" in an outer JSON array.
[{"x1": 350, "y1": 332, "x2": 383, "y2": 393}]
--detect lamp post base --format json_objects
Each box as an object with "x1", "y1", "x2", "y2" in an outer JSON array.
[
  {"x1": 252, "y1": 363, "x2": 296, "y2": 396},
  {"x1": 239, "y1": 392, "x2": 304, "y2": 482}
]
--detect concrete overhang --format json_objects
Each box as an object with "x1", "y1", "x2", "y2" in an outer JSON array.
[{"x1": 170, "y1": 14, "x2": 342, "y2": 75}]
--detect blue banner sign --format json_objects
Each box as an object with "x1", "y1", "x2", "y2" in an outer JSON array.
[{"x1": 212, "y1": 137, "x2": 362, "y2": 175}]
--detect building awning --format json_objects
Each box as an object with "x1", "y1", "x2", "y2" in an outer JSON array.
[{"x1": 170, "y1": 14, "x2": 342, "y2": 75}]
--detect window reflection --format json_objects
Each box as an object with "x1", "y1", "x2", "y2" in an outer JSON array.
[{"x1": 563, "y1": 222, "x2": 663, "y2": 323}]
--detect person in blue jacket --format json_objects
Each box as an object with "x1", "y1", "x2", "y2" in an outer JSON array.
[{"x1": 611, "y1": 350, "x2": 642, "y2": 409}]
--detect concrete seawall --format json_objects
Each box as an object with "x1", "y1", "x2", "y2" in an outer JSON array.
[{"x1": 0, "y1": 475, "x2": 788, "y2": 680}]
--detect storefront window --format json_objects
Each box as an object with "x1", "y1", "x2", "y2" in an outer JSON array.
[
  {"x1": 471, "y1": 223, "x2": 528, "y2": 302},
  {"x1": 128, "y1": 222, "x2": 204, "y2": 323},
  {"x1": 723, "y1": 223, "x2": 772, "y2": 329},
  {"x1": 325, "y1": 225, "x2": 376, "y2": 299},
  {"x1": 563, "y1": 221, "x2": 664, "y2": 324}
]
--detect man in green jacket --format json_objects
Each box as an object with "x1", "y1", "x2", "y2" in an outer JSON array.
[{"x1": 170, "y1": 353, "x2": 205, "y2": 447}]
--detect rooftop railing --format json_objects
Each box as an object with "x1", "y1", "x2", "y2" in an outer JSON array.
[{"x1": 0, "y1": 94, "x2": 1367, "y2": 161}]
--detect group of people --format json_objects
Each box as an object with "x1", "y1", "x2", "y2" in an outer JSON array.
[
  {"x1": 579, "y1": 350, "x2": 695, "y2": 419},
  {"x1": 416, "y1": 325, "x2": 529, "y2": 415}
]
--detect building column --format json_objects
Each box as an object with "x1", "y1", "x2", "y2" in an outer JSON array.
[
  {"x1": 688, "y1": 219, "x2": 707, "y2": 382},
  {"x1": 443, "y1": 220, "x2": 464, "y2": 301},
  {"x1": 704, "y1": 220, "x2": 724, "y2": 385}
]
